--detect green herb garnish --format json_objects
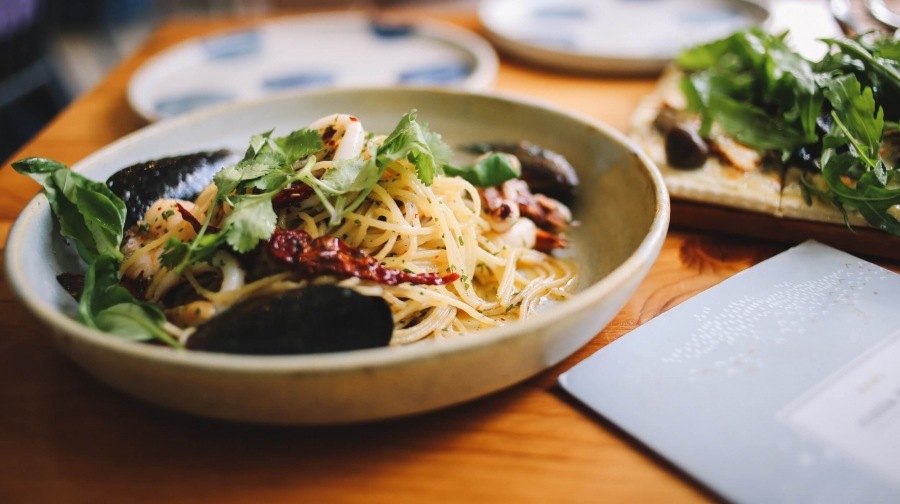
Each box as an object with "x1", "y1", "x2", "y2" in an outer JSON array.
[
  {"x1": 13, "y1": 158, "x2": 126, "y2": 262},
  {"x1": 675, "y1": 28, "x2": 900, "y2": 233},
  {"x1": 444, "y1": 152, "x2": 521, "y2": 187}
]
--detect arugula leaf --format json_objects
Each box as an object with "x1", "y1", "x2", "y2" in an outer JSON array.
[
  {"x1": 826, "y1": 37, "x2": 900, "y2": 92},
  {"x1": 820, "y1": 151, "x2": 900, "y2": 233},
  {"x1": 445, "y1": 152, "x2": 521, "y2": 187},
  {"x1": 824, "y1": 74, "x2": 884, "y2": 168},
  {"x1": 708, "y1": 94, "x2": 812, "y2": 151},
  {"x1": 673, "y1": 28, "x2": 900, "y2": 236},
  {"x1": 678, "y1": 28, "x2": 820, "y2": 151},
  {"x1": 814, "y1": 71, "x2": 900, "y2": 232},
  {"x1": 78, "y1": 253, "x2": 181, "y2": 348},
  {"x1": 12, "y1": 157, "x2": 126, "y2": 262}
]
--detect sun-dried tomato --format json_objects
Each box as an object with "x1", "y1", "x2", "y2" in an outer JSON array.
[
  {"x1": 272, "y1": 184, "x2": 314, "y2": 209},
  {"x1": 267, "y1": 228, "x2": 459, "y2": 286}
]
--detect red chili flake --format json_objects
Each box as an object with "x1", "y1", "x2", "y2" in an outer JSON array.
[
  {"x1": 272, "y1": 183, "x2": 314, "y2": 209},
  {"x1": 267, "y1": 228, "x2": 459, "y2": 286},
  {"x1": 322, "y1": 127, "x2": 335, "y2": 144}
]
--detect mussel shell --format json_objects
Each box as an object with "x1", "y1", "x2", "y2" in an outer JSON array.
[
  {"x1": 106, "y1": 149, "x2": 240, "y2": 228},
  {"x1": 466, "y1": 141, "x2": 579, "y2": 203},
  {"x1": 185, "y1": 285, "x2": 394, "y2": 355}
]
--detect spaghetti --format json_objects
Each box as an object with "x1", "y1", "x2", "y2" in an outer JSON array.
[{"x1": 118, "y1": 112, "x2": 577, "y2": 346}]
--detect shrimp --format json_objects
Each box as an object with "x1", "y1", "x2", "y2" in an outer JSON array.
[{"x1": 120, "y1": 198, "x2": 204, "y2": 281}]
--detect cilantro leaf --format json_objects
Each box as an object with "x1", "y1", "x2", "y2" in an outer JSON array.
[
  {"x1": 296, "y1": 155, "x2": 379, "y2": 227},
  {"x1": 222, "y1": 193, "x2": 278, "y2": 253},
  {"x1": 320, "y1": 157, "x2": 379, "y2": 194},
  {"x1": 159, "y1": 232, "x2": 225, "y2": 270},
  {"x1": 377, "y1": 110, "x2": 449, "y2": 186},
  {"x1": 293, "y1": 110, "x2": 453, "y2": 227},
  {"x1": 245, "y1": 129, "x2": 274, "y2": 159},
  {"x1": 168, "y1": 127, "x2": 324, "y2": 271},
  {"x1": 273, "y1": 128, "x2": 323, "y2": 162}
]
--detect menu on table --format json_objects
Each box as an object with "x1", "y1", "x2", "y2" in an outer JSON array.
[{"x1": 560, "y1": 240, "x2": 900, "y2": 503}]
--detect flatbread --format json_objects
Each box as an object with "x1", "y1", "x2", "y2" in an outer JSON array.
[
  {"x1": 631, "y1": 67, "x2": 869, "y2": 228},
  {"x1": 780, "y1": 167, "x2": 868, "y2": 226},
  {"x1": 630, "y1": 67, "x2": 783, "y2": 215}
]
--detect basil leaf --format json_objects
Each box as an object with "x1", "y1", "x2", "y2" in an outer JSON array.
[
  {"x1": 78, "y1": 253, "x2": 180, "y2": 347},
  {"x1": 445, "y1": 152, "x2": 521, "y2": 187},
  {"x1": 12, "y1": 157, "x2": 126, "y2": 262}
]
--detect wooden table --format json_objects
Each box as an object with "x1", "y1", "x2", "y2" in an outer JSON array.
[{"x1": 0, "y1": 7, "x2": 893, "y2": 504}]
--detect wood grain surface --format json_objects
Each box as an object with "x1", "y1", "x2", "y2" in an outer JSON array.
[{"x1": 1, "y1": 5, "x2": 896, "y2": 504}]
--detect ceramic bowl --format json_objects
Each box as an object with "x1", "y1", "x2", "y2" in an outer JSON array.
[{"x1": 6, "y1": 87, "x2": 669, "y2": 424}]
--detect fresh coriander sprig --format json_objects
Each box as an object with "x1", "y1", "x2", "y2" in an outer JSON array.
[{"x1": 161, "y1": 127, "x2": 322, "y2": 271}]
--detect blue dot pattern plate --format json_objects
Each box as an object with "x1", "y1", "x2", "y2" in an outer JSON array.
[
  {"x1": 128, "y1": 12, "x2": 499, "y2": 121},
  {"x1": 478, "y1": 0, "x2": 769, "y2": 74}
]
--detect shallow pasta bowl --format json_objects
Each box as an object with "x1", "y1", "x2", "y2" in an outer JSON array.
[{"x1": 6, "y1": 87, "x2": 669, "y2": 424}]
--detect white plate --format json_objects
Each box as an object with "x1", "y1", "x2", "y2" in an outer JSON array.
[
  {"x1": 478, "y1": 0, "x2": 770, "y2": 74},
  {"x1": 7, "y1": 87, "x2": 668, "y2": 424},
  {"x1": 128, "y1": 12, "x2": 499, "y2": 121}
]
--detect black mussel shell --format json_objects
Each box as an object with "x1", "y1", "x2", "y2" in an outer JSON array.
[
  {"x1": 107, "y1": 149, "x2": 240, "y2": 228},
  {"x1": 185, "y1": 285, "x2": 394, "y2": 355},
  {"x1": 466, "y1": 141, "x2": 579, "y2": 203}
]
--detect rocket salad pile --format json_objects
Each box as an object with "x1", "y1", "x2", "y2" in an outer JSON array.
[{"x1": 675, "y1": 27, "x2": 900, "y2": 234}]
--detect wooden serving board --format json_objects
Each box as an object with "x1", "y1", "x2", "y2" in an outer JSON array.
[{"x1": 671, "y1": 198, "x2": 900, "y2": 261}]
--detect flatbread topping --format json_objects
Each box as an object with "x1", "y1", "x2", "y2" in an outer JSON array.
[{"x1": 631, "y1": 28, "x2": 900, "y2": 235}]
